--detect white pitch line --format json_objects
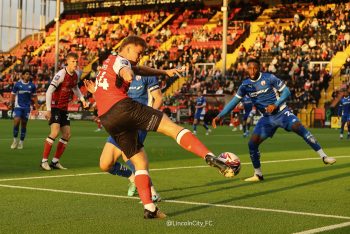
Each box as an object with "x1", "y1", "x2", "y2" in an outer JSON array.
[
  {"x1": 0, "y1": 183, "x2": 349, "y2": 221},
  {"x1": 0, "y1": 156, "x2": 349, "y2": 182},
  {"x1": 293, "y1": 221, "x2": 350, "y2": 234}
]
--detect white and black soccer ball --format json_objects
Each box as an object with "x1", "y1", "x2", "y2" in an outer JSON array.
[{"x1": 218, "y1": 152, "x2": 241, "y2": 176}]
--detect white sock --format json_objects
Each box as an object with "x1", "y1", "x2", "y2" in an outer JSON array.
[
  {"x1": 19, "y1": 140, "x2": 23, "y2": 144},
  {"x1": 317, "y1": 149, "x2": 327, "y2": 158},
  {"x1": 13, "y1": 138, "x2": 17, "y2": 142},
  {"x1": 254, "y1": 168, "x2": 263, "y2": 176},
  {"x1": 144, "y1": 203, "x2": 156, "y2": 212},
  {"x1": 42, "y1": 159, "x2": 48, "y2": 163},
  {"x1": 52, "y1": 158, "x2": 59, "y2": 163},
  {"x1": 128, "y1": 174, "x2": 135, "y2": 183}
]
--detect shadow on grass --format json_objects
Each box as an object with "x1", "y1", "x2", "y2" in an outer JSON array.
[{"x1": 165, "y1": 163, "x2": 350, "y2": 217}]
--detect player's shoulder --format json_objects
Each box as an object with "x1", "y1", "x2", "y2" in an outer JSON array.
[
  {"x1": 54, "y1": 68, "x2": 66, "y2": 79},
  {"x1": 241, "y1": 77, "x2": 253, "y2": 86},
  {"x1": 116, "y1": 55, "x2": 131, "y2": 66}
]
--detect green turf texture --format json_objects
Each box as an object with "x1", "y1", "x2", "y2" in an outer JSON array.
[{"x1": 0, "y1": 119, "x2": 349, "y2": 233}]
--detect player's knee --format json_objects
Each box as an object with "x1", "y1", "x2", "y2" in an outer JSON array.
[
  {"x1": 62, "y1": 133, "x2": 71, "y2": 140},
  {"x1": 99, "y1": 161, "x2": 111, "y2": 172},
  {"x1": 291, "y1": 122, "x2": 302, "y2": 133}
]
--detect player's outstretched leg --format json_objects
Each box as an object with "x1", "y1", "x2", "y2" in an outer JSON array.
[
  {"x1": 156, "y1": 114, "x2": 234, "y2": 178},
  {"x1": 291, "y1": 122, "x2": 336, "y2": 165},
  {"x1": 245, "y1": 135, "x2": 265, "y2": 182}
]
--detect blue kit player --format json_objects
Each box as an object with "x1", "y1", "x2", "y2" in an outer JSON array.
[
  {"x1": 338, "y1": 88, "x2": 350, "y2": 139},
  {"x1": 212, "y1": 59, "x2": 336, "y2": 181},
  {"x1": 193, "y1": 91, "x2": 211, "y2": 135},
  {"x1": 241, "y1": 95, "x2": 253, "y2": 137},
  {"x1": 10, "y1": 71, "x2": 39, "y2": 149},
  {"x1": 98, "y1": 75, "x2": 162, "y2": 201}
]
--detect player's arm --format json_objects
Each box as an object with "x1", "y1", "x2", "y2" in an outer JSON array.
[
  {"x1": 132, "y1": 66, "x2": 182, "y2": 78},
  {"x1": 32, "y1": 95, "x2": 39, "y2": 110},
  {"x1": 212, "y1": 96, "x2": 241, "y2": 128},
  {"x1": 45, "y1": 72, "x2": 63, "y2": 120},
  {"x1": 119, "y1": 66, "x2": 134, "y2": 84},
  {"x1": 9, "y1": 83, "x2": 17, "y2": 109},
  {"x1": 72, "y1": 85, "x2": 88, "y2": 109},
  {"x1": 338, "y1": 102, "x2": 343, "y2": 117},
  {"x1": 150, "y1": 88, "x2": 163, "y2": 110},
  {"x1": 266, "y1": 75, "x2": 291, "y2": 113}
]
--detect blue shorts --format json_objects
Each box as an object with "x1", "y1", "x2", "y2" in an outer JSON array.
[
  {"x1": 341, "y1": 115, "x2": 350, "y2": 122},
  {"x1": 107, "y1": 130, "x2": 147, "y2": 149},
  {"x1": 194, "y1": 111, "x2": 204, "y2": 120},
  {"x1": 13, "y1": 108, "x2": 30, "y2": 121},
  {"x1": 253, "y1": 107, "x2": 299, "y2": 139}
]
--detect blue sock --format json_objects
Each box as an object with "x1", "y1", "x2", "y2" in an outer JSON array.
[
  {"x1": 13, "y1": 126, "x2": 19, "y2": 138},
  {"x1": 125, "y1": 160, "x2": 135, "y2": 174},
  {"x1": 20, "y1": 128, "x2": 26, "y2": 141},
  {"x1": 295, "y1": 125, "x2": 321, "y2": 151},
  {"x1": 109, "y1": 162, "x2": 132, "y2": 178},
  {"x1": 193, "y1": 124, "x2": 197, "y2": 131},
  {"x1": 248, "y1": 140, "x2": 261, "y2": 169},
  {"x1": 203, "y1": 124, "x2": 208, "y2": 130}
]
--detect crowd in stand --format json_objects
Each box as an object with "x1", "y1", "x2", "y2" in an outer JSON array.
[{"x1": 1, "y1": 2, "x2": 350, "y2": 116}]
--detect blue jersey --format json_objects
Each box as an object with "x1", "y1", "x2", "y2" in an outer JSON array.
[
  {"x1": 338, "y1": 96, "x2": 350, "y2": 118},
  {"x1": 11, "y1": 80, "x2": 36, "y2": 109},
  {"x1": 241, "y1": 95, "x2": 253, "y2": 113},
  {"x1": 236, "y1": 73, "x2": 286, "y2": 115},
  {"x1": 127, "y1": 75, "x2": 159, "y2": 106},
  {"x1": 195, "y1": 96, "x2": 206, "y2": 114}
]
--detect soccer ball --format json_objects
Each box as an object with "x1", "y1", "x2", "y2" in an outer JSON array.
[{"x1": 218, "y1": 152, "x2": 241, "y2": 176}]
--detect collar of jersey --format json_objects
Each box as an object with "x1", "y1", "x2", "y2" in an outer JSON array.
[
  {"x1": 65, "y1": 68, "x2": 74, "y2": 76},
  {"x1": 249, "y1": 72, "x2": 262, "y2": 82},
  {"x1": 20, "y1": 79, "x2": 29, "y2": 85}
]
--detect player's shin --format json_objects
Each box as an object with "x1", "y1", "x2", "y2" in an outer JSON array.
[
  {"x1": 13, "y1": 126, "x2": 19, "y2": 138},
  {"x1": 248, "y1": 140, "x2": 262, "y2": 175},
  {"x1": 109, "y1": 162, "x2": 133, "y2": 178},
  {"x1": 42, "y1": 137, "x2": 55, "y2": 161},
  {"x1": 53, "y1": 138, "x2": 68, "y2": 162},
  {"x1": 20, "y1": 128, "x2": 26, "y2": 141},
  {"x1": 295, "y1": 125, "x2": 322, "y2": 152},
  {"x1": 176, "y1": 129, "x2": 210, "y2": 158},
  {"x1": 134, "y1": 170, "x2": 155, "y2": 211}
]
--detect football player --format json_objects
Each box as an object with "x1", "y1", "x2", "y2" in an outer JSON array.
[{"x1": 213, "y1": 59, "x2": 336, "y2": 182}]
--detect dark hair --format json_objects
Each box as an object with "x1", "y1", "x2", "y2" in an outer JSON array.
[
  {"x1": 119, "y1": 35, "x2": 147, "y2": 52},
  {"x1": 66, "y1": 52, "x2": 78, "y2": 60},
  {"x1": 247, "y1": 58, "x2": 260, "y2": 67}
]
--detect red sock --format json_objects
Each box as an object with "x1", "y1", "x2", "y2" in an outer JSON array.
[
  {"x1": 176, "y1": 129, "x2": 210, "y2": 158},
  {"x1": 42, "y1": 137, "x2": 55, "y2": 160},
  {"x1": 54, "y1": 138, "x2": 68, "y2": 160},
  {"x1": 135, "y1": 170, "x2": 152, "y2": 205},
  {"x1": 97, "y1": 121, "x2": 102, "y2": 129}
]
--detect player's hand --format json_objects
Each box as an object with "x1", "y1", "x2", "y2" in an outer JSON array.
[
  {"x1": 212, "y1": 116, "x2": 221, "y2": 129},
  {"x1": 82, "y1": 100, "x2": 89, "y2": 109},
  {"x1": 165, "y1": 68, "x2": 182, "y2": 78},
  {"x1": 84, "y1": 80, "x2": 96, "y2": 94},
  {"x1": 266, "y1": 104, "x2": 277, "y2": 114},
  {"x1": 45, "y1": 111, "x2": 51, "y2": 121}
]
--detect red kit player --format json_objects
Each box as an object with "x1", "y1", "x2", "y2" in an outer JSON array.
[
  {"x1": 40, "y1": 53, "x2": 88, "y2": 170},
  {"x1": 84, "y1": 35, "x2": 233, "y2": 219}
]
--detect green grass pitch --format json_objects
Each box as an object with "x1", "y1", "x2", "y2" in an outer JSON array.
[{"x1": 0, "y1": 119, "x2": 349, "y2": 233}]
